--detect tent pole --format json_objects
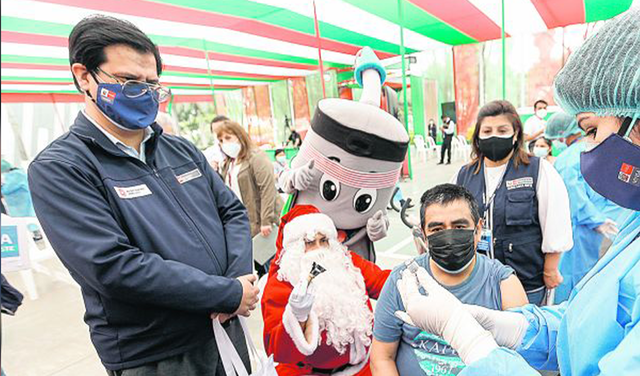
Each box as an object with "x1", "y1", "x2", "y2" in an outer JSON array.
[
  {"x1": 312, "y1": 0, "x2": 326, "y2": 99},
  {"x1": 398, "y1": 0, "x2": 412, "y2": 179},
  {"x1": 202, "y1": 39, "x2": 219, "y2": 114},
  {"x1": 167, "y1": 94, "x2": 174, "y2": 115},
  {"x1": 501, "y1": 0, "x2": 506, "y2": 100}
]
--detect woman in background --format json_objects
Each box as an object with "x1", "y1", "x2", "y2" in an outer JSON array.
[{"x1": 216, "y1": 120, "x2": 283, "y2": 276}]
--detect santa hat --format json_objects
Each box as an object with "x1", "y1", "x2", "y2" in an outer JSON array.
[
  {"x1": 278, "y1": 205, "x2": 337, "y2": 250},
  {"x1": 268, "y1": 205, "x2": 335, "y2": 279}
]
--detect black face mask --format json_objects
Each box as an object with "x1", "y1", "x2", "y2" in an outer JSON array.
[
  {"x1": 427, "y1": 229, "x2": 476, "y2": 274},
  {"x1": 478, "y1": 136, "x2": 515, "y2": 162}
]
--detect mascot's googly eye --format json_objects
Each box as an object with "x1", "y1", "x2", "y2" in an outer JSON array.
[
  {"x1": 319, "y1": 174, "x2": 340, "y2": 202},
  {"x1": 353, "y1": 188, "x2": 377, "y2": 213}
]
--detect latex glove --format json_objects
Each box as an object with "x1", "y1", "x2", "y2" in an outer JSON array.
[
  {"x1": 366, "y1": 210, "x2": 389, "y2": 242},
  {"x1": 464, "y1": 304, "x2": 528, "y2": 349},
  {"x1": 288, "y1": 279, "x2": 314, "y2": 322},
  {"x1": 395, "y1": 267, "x2": 498, "y2": 364},
  {"x1": 595, "y1": 219, "x2": 619, "y2": 238},
  {"x1": 280, "y1": 160, "x2": 317, "y2": 193},
  {"x1": 395, "y1": 267, "x2": 463, "y2": 336}
]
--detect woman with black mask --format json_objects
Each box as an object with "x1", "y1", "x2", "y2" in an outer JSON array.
[{"x1": 451, "y1": 100, "x2": 573, "y2": 306}]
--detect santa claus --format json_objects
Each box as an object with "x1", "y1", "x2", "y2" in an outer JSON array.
[{"x1": 261, "y1": 205, "x2": 390, "y2": 375}]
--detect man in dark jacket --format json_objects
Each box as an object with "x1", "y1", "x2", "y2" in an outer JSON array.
[{"x1": 28, "y1": 15, "x2": 259, "y2": 375}]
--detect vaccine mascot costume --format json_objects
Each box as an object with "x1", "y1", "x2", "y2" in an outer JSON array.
[{"x1": 279, "y1": 47, "x2": 409, "y2": 262}]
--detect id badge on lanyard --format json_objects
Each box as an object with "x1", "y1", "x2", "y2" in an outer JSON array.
[{"x1": 477, "y1": 207, "x2": 493, "y2": 254}]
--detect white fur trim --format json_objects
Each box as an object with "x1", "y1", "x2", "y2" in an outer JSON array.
[
  {"x1": 282, "y1": 305, "x2": 320, "y2": 356},
  {"x1": 333, "y1": 352, "x2": 370, "y2": 376},
  {"x1": 348, "y1": 335, "x2": 368, "y2": 365},
  {"x1": 283, "y1": 213, "x2": 337, "y2": 247}
]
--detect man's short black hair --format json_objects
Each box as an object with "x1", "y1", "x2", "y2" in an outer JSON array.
[
  {"x1": 211, "y1": 115, "x2": 229, "y2": 124},
  {"x1": 275, "y1": 148, "x2": 286, "y2": 156},
  {"x1": 533, "y1": 99, "x2": 548, "y2": 109},
  {"x1": 68, "y1": 15, "x2": 163, "y2": 92},
  {"x1": 420, "y1": 184, "x2": 480, "y2": 230}
]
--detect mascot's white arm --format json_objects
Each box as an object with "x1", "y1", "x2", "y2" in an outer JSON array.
[
  {"x1": 366, "y1": 210, "x2": 389, "y2": 242},
  {"x1": 279, "y1": 160, "x2": 316, "y2": 194}
]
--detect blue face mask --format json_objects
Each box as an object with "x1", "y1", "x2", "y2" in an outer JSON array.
[
  {"x1": 90, "y1": 80, "x2": 159, "y2": 131},
  {"x1": 581, "y1": 118, "x2": 640, "y2": 211}
]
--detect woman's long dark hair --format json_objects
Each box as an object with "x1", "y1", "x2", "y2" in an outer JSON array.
[{"x1": 469, "y1": 100, "x2": 530, "y2": 174}]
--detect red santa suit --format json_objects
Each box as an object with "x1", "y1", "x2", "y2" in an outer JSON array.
[{"x1": 261, "y1": 205, "x2": 390, "y2": 376}]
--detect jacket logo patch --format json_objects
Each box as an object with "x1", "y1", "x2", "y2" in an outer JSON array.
[
  {"x1": 176, "y1": 168, "x2": 202, "y2": 184},
  {"x1": 506, "y1": 177, "x2": 533, "y2": 190},
  {"x1": 114, "y1": 184, "x2": 152, "y2": 199}
]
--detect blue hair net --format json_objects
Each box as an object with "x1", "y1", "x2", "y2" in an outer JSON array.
[
  {"x1": 545, "y1": 112, "x2": 580, "y2": 139},
  {"x1": 553, "y1": 8, "x2": 640, "y2": 121},
  {"x1": 1, "y1": 159, "x2": 13, "y2": 173}
]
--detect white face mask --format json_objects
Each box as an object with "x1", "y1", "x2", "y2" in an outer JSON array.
[
  {"x1": 533, "y1": 146, "x2": 549, "y2": 158},
  {"x1": 276, "y1": 156, "x2": 287, "y2": 164},
  {"x1": 221, "y1": 142, "x2": 241, "y2": 159},
  {"x1": 536, "y1": 109, "x2": 548, "y2": 119}
]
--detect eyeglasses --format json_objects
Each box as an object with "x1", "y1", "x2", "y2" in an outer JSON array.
[{"x1": 93, "y1": 67, "x2": 171, "y2": 103}]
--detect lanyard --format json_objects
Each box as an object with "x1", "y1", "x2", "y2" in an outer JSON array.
[
  {"x1": 480, "y1": 162, "x2": 509, "y2": 259},
  {"x1": 482, "y1": 162, "x2": 510, "y2": 218}
]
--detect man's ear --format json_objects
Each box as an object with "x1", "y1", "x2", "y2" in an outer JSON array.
[
  {"x1": 475, "y1": 219, "x2": 484, "y2": 242},
  {"x1": 71, "y1": 63, "x2": 91, "y2": 93}
]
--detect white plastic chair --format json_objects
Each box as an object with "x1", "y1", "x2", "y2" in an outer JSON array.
[
  {"x1": 425, "y1": 136, "x2": 439, "y2": 160},
  {"x1": 1, "y1": 215, "x2": 73, "y2": 300},
  {"x1": 451, "y1": 136, "x2": 463, "y2": 161},
  {"x1": 414, "y1": 135, "x2": 427, "y2": 162},
  {"x1": 456, "y1": 135, "x2": 472, "y2": 162}
]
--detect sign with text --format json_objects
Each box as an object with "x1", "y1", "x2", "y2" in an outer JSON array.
[{"x1": 1, "y1": 220, "x2": 31, "y2": 271}]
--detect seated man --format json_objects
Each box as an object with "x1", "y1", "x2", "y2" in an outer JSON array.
[
  {"x1": 371, "y1": 184, "x2": 528, "y2": 376},
  {"x1": 262, "y1": 205, "x2": 390, "y2": 375}
]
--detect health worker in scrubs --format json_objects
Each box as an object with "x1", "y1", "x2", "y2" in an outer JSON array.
[
  {"x1": 553, "y1": 115, "x2": 631, "y2": 303},
  {"x1": 392, "y1": 8, "x2": 640, "y2": 375}
]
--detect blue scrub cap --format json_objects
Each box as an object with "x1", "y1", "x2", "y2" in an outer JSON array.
[
  {"x1": 545, "y1": 112, "x2": 580, "y2": 139},
  {"x1": 553, "y1": 8, "x2": 640, "y2": 120}
]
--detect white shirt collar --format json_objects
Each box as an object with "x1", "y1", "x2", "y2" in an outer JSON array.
[{"x1": 82, "y1": 110, "x2": 154, "y2": 162}]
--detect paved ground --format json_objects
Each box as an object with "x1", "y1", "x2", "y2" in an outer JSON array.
[{"x1": 1, "y1": 150, "x2": 467, "y2": 376}]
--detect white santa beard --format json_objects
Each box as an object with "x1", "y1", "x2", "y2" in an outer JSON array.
[{"x1": 277, "y1": 241, "x2": 374, "y2": 355}]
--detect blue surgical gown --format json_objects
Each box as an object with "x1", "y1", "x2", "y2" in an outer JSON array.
[
  {"x1": 553, "y1": 142, "x2": 630, "y2": 303},
  {"x1": 460, "y1": 210, "x2": 640, "y2": 375},
  {"x1": 1, "y1": 168, "x2": 36, "y2": 217}
]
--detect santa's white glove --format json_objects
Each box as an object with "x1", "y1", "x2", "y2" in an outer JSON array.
[
  {"x1": 395, "y1": 267, "x2": 498, "y2": 365},
  {"x1": 279, "y1": 160, "x2": 317, "y2": 193},
  {"x1": 464, "y1": 304, "x2": 528, "y2": 350},
  {"x1": 596, "y1": 219, "x2": 619, "y2": 238},
  {"x1": 366, "y1": 210, "x2": 389, "y2": 241},
  {"x1": 288, "y1": 279, "x2": 314, "y2": 322}
]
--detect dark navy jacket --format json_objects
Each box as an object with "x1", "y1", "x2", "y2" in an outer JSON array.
[
  {"x1": 1, "y1": 274, "x2": 23, "y2": 315},
  {"x1": 28, "y1": 112, "x2": 252, "y2": 370},
  {"x1": 457, "y1": 157, "x2": 544, "y2": 292}
]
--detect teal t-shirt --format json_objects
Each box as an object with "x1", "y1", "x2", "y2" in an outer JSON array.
[{"x1": 373, "y1": 253, "x2": 514, "y2": 376}]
